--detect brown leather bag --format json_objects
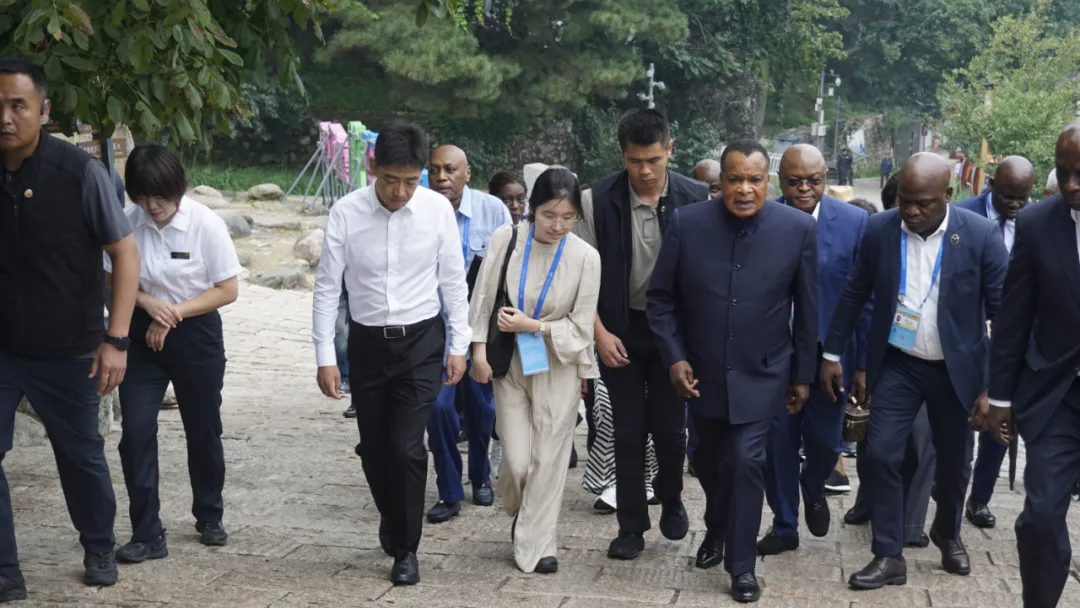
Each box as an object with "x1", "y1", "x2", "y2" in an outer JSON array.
[{"x1": 842, "y1": 399, "x2": 870, "y2": 443}]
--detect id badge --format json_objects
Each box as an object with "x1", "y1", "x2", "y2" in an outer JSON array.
[
  {"x1": 888, "y1": 304, "x2": 921, "y2": 350},
  {"x1": 516, "y1": 332, "x2": 550, "y2": 376}
]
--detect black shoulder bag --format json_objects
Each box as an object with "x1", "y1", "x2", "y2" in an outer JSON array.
[{"x1": 488, "y1": 225, "x2": 519, "y2": 378}]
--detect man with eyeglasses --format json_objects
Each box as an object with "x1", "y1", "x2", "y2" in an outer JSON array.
[{"x1": 759, "y1": 144, "x2": 871, "y2": 557}]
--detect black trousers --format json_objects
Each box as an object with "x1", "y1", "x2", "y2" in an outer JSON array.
[
  {"x1": 118, "y1": 308, "x2": 226, "y2": 542},
  {"x1": 600, "y1": 310, "x2": 686, "y2": 534},
  {"x1": 0, "y1": 349, "x2": 116, "y2": 575},
  {"x1": 692, "y1": 411, "x2": 770, "y2": 576},
  {"x1": 350, "y1": 315, "x2": 444, "y2": 558}
]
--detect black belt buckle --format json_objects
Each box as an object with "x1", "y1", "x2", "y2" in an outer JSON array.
[{"x1": 382, "y1": 326, "x2": 406, "y2": 339}]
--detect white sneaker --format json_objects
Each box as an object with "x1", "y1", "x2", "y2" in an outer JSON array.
[
  {"x1": 594, "y1": 485, "x2": 617, "y2": 514},
  {"x1": 490, "y1": 440, "x2": 502, "y2": 480}
]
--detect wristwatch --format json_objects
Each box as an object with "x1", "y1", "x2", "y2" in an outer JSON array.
[{"x1": 103, "y1": 334, "x2": 131, "y2": 352}]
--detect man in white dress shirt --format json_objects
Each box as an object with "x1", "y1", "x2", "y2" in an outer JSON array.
[{"x1": 312, "y1": 123, "x2": 470, "y2": 586}]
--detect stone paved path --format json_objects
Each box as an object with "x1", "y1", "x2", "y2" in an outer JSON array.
[{"x1": 8, "y1": 284, "x2": 1080, "y2": 607}]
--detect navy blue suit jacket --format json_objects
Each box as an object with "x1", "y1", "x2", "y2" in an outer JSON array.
[
  {"x1": 823, "y1": 206, "x2": 1009, "y2": 411},
  {"x1": 989, "y1": 195, "x2": 1080, "y2": 442},
  {"x1": 956, "y1": 190, "x2": 991, "y2": 218},
  {"x1": 647, "y1": 199, "x2": 819, "y2": 424},
  {"x1": 777, "y1": 195, "x2": 872, "y2": 375}
]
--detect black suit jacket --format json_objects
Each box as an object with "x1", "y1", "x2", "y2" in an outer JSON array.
[
  {"x1": 646, "y1": 199, "x2": 818, "y2": 424},
  {"x1": 989, "y1": 195, "x2": 1080, "y2": 442}
]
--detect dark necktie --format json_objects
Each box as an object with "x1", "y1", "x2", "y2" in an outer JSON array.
[{"x1": 998, "y1": 217, "x2": 1007, "y2": 238}]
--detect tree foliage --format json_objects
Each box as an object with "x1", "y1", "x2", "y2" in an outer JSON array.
[
  {"x1": 938, "y1": 10, "x2": 1080, "y2": 179},
  {"x1": 0, "y1": 0, "x2": 328, "y2": 148}
]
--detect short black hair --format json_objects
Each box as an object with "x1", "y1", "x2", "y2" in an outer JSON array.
[
  {"x1": 720, "y1": 139, "x2": 770, "y2": 172},
  {"x1": 487, "y1": 171, "x2": 525, "y2": 198},
  {"x1": 125, "y1": 144, "x2": 187, "y2": 202},
  {"x1": 881, "y1": 172, "x2": 901, "y2": 210},
  {"x1": 617, "y1": 109, "x2": 670, "y2": 150},
  {"x1": 0, "y1": 57, "x2": 47, "y2": 98},
  {"x1": 849, "y1": 198, "x2": 878, "y2": 216},
  {"x1": 374, "y1": 122, "x2": 428, "y2": 171},
  {"x1": 527, "y1": 166, "x2": 582, "y2": 222}
]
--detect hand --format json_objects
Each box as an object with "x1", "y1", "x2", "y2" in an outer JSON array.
[
  {"x1": 497, "y1": 307, "x2": 539, "y2": 333},
  {"x1": 89, "y1": 341, "x2": 127, "y2": 397},
  {"x1": 786, "y1": 383, "x2": 809, "y2": 414},
  {"x1": 969, "y1": 391, "x2": 990, "y2": 431},
  {"x1": 852, "y1": 369, "x2": 868, "y2": 407},
  {"x1": 581, "y1": 379, "x2": 589, "y2": 397},
  {"x1": 445, "y1": 354, "x2": 467, "y2": 386},
  {"x1": 317, "y1": 365, "x2": 342, "y2": 399},
  {"x1": 596, "y1": 329, "x2": 630, "y2": 369},
  {"x1": 819, "y1": 359, "x2": 845, "y2": 403},
  {"x1": 669, "y1": 361, "x2": 700, "y2": 399},
  {"x1": 141, "y1": 295, "x2": 183, "y2": 329},
  {"x1": 145, "y1": 322, "x2": 170, "y2": 352},
  {"x1": 986, "y1": 404, "x2": 1014, "y2": 445},
  {"x1": 470, "y1": 357, "x2": 493, "y2": 384}
]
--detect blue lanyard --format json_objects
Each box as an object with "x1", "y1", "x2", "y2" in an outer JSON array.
[
  {"x1": 460, "y1": 216, "x2": 470, "y2": 268},
  {"x1": 899, "y1": 231, "x2": 944, "y2": 309},
  {"x1": 518, "y1": 224, "x2": 566, "y2": 319}
]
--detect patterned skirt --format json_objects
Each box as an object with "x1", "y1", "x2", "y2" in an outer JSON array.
[{"x1": 582, "y1": 377, "x2": 658, "y2": 494}]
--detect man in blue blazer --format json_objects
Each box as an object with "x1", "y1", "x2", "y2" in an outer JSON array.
[
  {"x1": 986, "y1": 122, "x2": 1080, "y2": 608},
  {"x1": 954, "y1": 156, "x2": 1034, "y2": 530},
  {"x1": 759, "y1": 145, "x2": 870, "y2": 555},
  {"x1": 647, "y1": 139, "x2": 818, "y2": 603},
  {"x1": 821, "y1": 153, "x2": 1008, "y2": 590}
]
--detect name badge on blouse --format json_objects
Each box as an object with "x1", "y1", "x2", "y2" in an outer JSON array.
[
  {"x1": 516, "y1": 332, "x2": 550, "y2": 376},
  {"x1": 170, "y1": 251, "x2": 191, "y2": 260},
  {"x1": 888, "y1": 303, "x2": 921, "y2": 350}
]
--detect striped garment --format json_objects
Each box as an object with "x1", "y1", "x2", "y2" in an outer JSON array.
[{"x1": 582, "y1": 377, "x2": 658, "y2": 495}]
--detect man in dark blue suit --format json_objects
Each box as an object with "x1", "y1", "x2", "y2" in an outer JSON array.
[
  {"x1": 760, "y1": 144, "x2": 870, "y2": 555},
  {"x1": 986, "y1": 122, "x2": 1080, "y2": 608},
  {"x1": 647, "y1": 140, "x2": 818, "y2": 603},
  {"x1": 821, "y1": 153, "x2": 1008, "y2": 590},
  {"x1": 955, "y1": 156, "x2": 1035, "y2": 530}
]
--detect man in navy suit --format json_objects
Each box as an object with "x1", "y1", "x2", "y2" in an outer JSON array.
[
  {"x1": 986, "y1": 122, "x2": 1080, "y2": 608},
  {"x1": 955, "y1": 156, "x2": 1034, "y2": 530},
  {"x1": 760, "y1": 144, "x2": 870, "y2": 555},
  {"x1": 821, "y1": 153, "x2": 1008, "y2": 590},
  {"x1": 647, "y1": 139, "x2": 818, "y2": 603}
]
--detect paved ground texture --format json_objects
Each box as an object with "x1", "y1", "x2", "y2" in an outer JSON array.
[{"x1": 8, "y1": 284, "x2": 1080, "y2": 607}]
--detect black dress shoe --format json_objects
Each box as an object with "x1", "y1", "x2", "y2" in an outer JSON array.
[
  {"x1": 659, "y1": 501, "x2": 689, "y2": 540},
  {"x1": 342, "y1": 404, "x2": 356, "y2": 418},
  {"x1": 756, "y1": 532, "x2": 799, "y2": 556},
  {"x1": 535, "y1": 556, "x2": 558, "y2": 573},
  {"x1": 904, "y1": 532, "x2": 929, "y2": 548},
  {"x1": 607, "y1": 530, "x2": 644, "y2": 560},
  {"x1": 844, "y1": 505, "x2": 870, "y2": 525},
  {"x1": 473, "y1": 483, "x2": 494, "y2": 507},
  {"x1": 695, "y1": 533, "x2": 724, "y2": 570},
  {"x1": 390, "y1": 553, "x2": 419, "y2": 585},
  {"x1": 0, "y1": 572, "x2": 27, "y2": 602},
  {"x1": 115, "y1": 535, "x2": 169, "y2": 564},
  {"x1": 426, "y1": 501, "x2": 461, "y2": 524},
  {"x1": 379, "y1": 518, "x2": 393, "y2": 557},
  {"x1": 83, "y1": 551, "x2": 118, "y2": 587},
  {"x1": 965, "y1": 499, "x2": 996, "y2": 529},
  {"x1": 196, "y1": 521, "x2": 228, "y2": 546},
  {"x1": 805, "y1": 499, "x2": 830, "y2": 537},
  {"x1": 730, "y1": 572, "x2": 760, "y2": 603},
  {"x1": 686, "y1": 461, "x2": 696, "y2": 477},
  {"x1": 928, "y1": 527, "x2": 971, "y2": 575},
  {"x1": 848, "y1": 556, "x2": 907, "y2": 589}
]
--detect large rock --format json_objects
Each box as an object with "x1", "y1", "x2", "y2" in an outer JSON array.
[
  {"x1": 237, "y1": 250, "x2": 254, "y2": 268},
  {"x1": 13, "y1": 412, "x2": 47, "y2": 447},
  {"x1": 251, "y1": 268, "x2": 309, "y2": 290},
  {"x1": 293, "y1": 229, "x2": 324, "y2": 265},
  {"x1": 188, "y1": 192, "x2": 231, "y2": 210},
  {"x1": 215, "y1": 210, "x2": 252, "y2": 238},
  {"x1": 192, "y1": 185, "x2": 224, "y2": 199},
  {"x1": 248, "y1": 183, "x2": 285, "y2": 201},
  {"x1": 16, "y1": 390, "x2": 116, "y2": 445}
]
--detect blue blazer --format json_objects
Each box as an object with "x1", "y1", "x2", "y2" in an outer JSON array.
[
  {"x1": 989, "y1": 196, "x2": 1080, "y2": 442},
  {"x1": 823, "y1": 206, "x2": 1009, "y2": 411},
  {"x1": 647, "y1": 199, "x2": 819, "y2": 424},
  {"x1": 776, "y1": 195, "x2": 872, "y2": 374},
  {"x1": 956, "y1": 190, "x2": 991, "y2": 218}
]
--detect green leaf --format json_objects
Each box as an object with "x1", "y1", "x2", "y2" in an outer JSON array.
[
  {"x1": 60, "y1": 56, "x2": 95, "y2": 71},
  {"x1": 152, "y1": 77, "x2": 166, "y2": 102},
  {"x1": 72, "y1": 29, "x2": 89, "y2": 50},
  {"x1": 106, "y1": 96, "x2": 124, "y2": 124},
  {"x1": 139, "y1": 106, "x2": 162, "y2": 134},
  {"x1": 116, "y1": 36, "x2": 134, "y2": 64},
  {"x1": 170, "y1": 71, "x2": 189, "y2": 89},
  {"x1": 196, "y1": 66, "x2": 210, "y2": 87},
  {"x1": 44, "y1": 55, "x2": 63, "y2": 81},
  {"x1": 131, "y1": 0, "x2": 150, "y2": 12},
  {"x1": 184, "y1": 83, "x2": 203, "y2": 110},
  {"x1": 416, "y1": 2, "x2": 429, "y2": 27},
  {"x1": 173, "y1": 112, "x2": 195, "y2": 140},
  {"x1": 131, "y1": 36, "x2": 154, "y2": 71},
  {"x1": 47, "y1": 15, "x2": 61, "y2": 40},
  {"x1": 110, "y1": 1, "x2": 126, "y2": 26},
  {"x1": 217, "y1": 48, "x2": 243, "y2": 66},
  {"x1": 62, "y1": 85, "x2": 78, "y2": 111}
]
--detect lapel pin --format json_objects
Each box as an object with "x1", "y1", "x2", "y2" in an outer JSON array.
[
  {"x1": 23, "y1": 189, "x2": 32, "y2": 198},
  {"x1": 660, "y1": 205, "x2": 666, "y2": 213},
  {"x1": 950, "y1": 234, "x2": 960, "y2": 245}
]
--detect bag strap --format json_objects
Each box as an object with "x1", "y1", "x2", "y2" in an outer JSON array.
[{"x1": 494, "y1": 225, "x2": 518, "y2": 304}]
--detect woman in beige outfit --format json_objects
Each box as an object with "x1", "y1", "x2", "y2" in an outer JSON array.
[{"x1": 470, "y1": 167, "x2": 600, "y2": 574}]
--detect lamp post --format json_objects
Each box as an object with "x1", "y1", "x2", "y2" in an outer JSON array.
[
  {"x1": 814, "y1": 69, "x2": 841, "y2": 156},
  {"x1": 637, "y1": 63, "x2": 665, "y2": 109}
]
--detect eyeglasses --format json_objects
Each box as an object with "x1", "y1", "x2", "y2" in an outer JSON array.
[{"x1": 785, "y1": 177, "x2": 825, "y2": 188}]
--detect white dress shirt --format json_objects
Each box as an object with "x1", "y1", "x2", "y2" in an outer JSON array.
[
  {"x1": 985, "y1": 193, "x2": 1015, "y2": 253},
  {"x1": 824, "y1": 205, "x2": 950, "y2": 363},
  {"x1": 104, "y1": 196, "x2": 242, "y2": 305},
  {"x1": 989, "y1": 208, "x2": 1080, "y2": 408},
  {"x1": 312, "y1": 185, "x2": 471, "y2": 367}
]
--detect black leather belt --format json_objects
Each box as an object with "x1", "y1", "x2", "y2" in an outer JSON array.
[{"x1": 356, "y1": 316, "x2": 438, "y2": 340}]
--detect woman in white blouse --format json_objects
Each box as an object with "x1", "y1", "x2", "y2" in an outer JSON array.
[
  {"x1": 469, "y1": 166, "x2": 600, "y2": 574},
  {"x1": 104, "y1": 145, "x2": 242, "y2": 563}
]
